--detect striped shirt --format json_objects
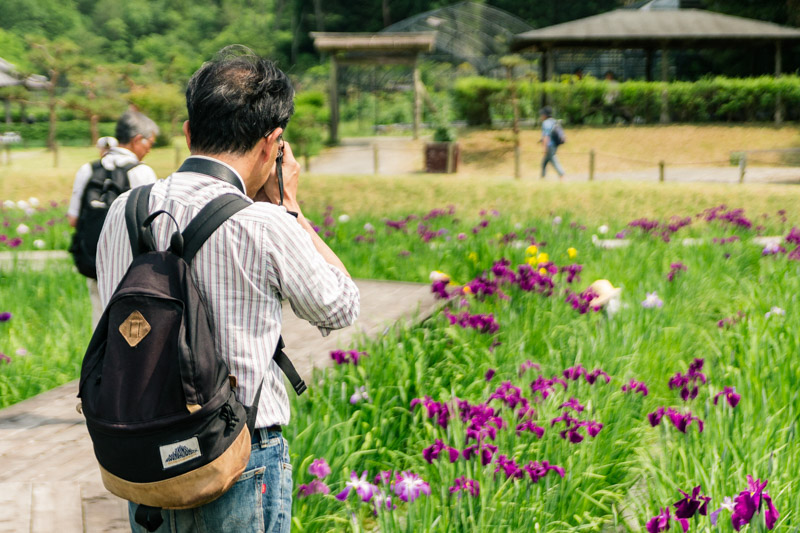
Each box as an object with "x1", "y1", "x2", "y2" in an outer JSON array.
[{"x1": 96, "y1": 156, "x2": 360, "y2": 427}]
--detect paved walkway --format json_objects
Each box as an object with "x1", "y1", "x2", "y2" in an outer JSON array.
[{"x1": 0, "y1": 276, "x2": 437, "y2": 533}]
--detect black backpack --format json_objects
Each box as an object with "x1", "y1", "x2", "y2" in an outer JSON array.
[
  {"x1": 552, "y1": 121, "x2": 566, "y2": 146},
  {"x1": 69, "y1": 160, "x2": 139, "y2": 279},
  {"x1": 78, "y1": 159, "x2": 306, "y2": 531}
]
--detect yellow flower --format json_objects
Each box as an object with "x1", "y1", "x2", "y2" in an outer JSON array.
[
  {"x1": 526, "y1": 245, "x2": 538, "y2": 256},
  {"x1": 536, "y1": 252, "x2": 549, "y2": 264},
  {"x1": 462, "y1": 285, "x2": 472, "y2": 295},
  {"x1": 526, "y1": 256, "x2": 538, "y2": 266},
  {"x1": 539, "y1": 267, "x2": 547, "y2": 275},
  {"x1": 567, "y1": 247, "x2": 577, "y2": 259},
  {"x1": 467, "y1": 252, "x2": 478, "y2": 263}
]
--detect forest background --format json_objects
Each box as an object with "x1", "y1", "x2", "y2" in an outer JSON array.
[{"x1": 1, "y1": 0, "x2": 800, "y2": 150}]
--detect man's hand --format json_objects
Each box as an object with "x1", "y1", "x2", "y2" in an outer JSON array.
[{"x1": 258, "y1": 140, "x2": 302, "y2": 214}]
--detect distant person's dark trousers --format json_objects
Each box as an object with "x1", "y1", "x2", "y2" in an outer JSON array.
[{"x1": 541, "y1": 144, "x2": 565, "y2": 178}]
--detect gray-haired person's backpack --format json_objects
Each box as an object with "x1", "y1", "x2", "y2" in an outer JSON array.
[{"x1": 77, "y1": 159, "x2": 306, "y2": 531}]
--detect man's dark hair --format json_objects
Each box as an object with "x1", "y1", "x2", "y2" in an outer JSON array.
[
  {"x1": 186, "y1": 46, "x2": 295, "y2": 155},
  {"x1": 540, "y1": 106, "x2": 553, "y2": 118}
]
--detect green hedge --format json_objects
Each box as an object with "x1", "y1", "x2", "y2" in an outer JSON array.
[
  {"x1": 452, "y1": 75, "x2": 800, "y2": 125},
  {"x1": 1, "y1": 120, "x2": 116, "y2": 146}
]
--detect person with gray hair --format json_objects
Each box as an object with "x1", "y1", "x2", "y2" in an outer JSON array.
[{"x1": 68, "y1": 109, "x2": 159, "y2": 326}]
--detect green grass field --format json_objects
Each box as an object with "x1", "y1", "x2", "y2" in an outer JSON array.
[{"x1": 2, "y1": 128, "x2": 799, "y2": 530}]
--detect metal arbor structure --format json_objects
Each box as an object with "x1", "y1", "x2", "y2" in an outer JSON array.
[
  {"x1": 311, "y1": 32, "x2": 435, "y2": 144},
  {"x1": 382, "y1": 1, "x2": 532, "y2": 74}
]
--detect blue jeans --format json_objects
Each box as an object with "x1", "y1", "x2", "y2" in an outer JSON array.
[
  {"x1": 541, "y1": 144, "x2": 565, "y2": 177},
  {"x1": 128, "y1": 429, "x2": 292, "y2": 533}
]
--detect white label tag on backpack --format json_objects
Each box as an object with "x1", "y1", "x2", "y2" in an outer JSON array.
[{"x1": 160, "y1": 437, "x2": 202, "y2": 469}]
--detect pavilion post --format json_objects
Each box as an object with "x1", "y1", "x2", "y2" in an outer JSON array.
[
  {"x1": 775, "y1": 41, "x2": 784, "y2": 125},
  {"x1": 660, "y1": 45, "x2": 669, "y2": 124},
  {"x1": 328, "y1": 55, "x2": 339, "y2": 145},
  {"x1": 545, "y1": 47, "x2": 555, "y2": 105},
  {"x1": 413, "y1": 55, "x2": 421, "y2": 140},
  {"x1": 4, "y1": 99, "x2": 10, "y2": 125},
  {"x1": 645, "y1": 49, "x2": 654, "y2": 82}
]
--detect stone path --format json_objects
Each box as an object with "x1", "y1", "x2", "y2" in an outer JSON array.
[{"x1": 0, "y1": 275, "x2": 437, "y2": 533}]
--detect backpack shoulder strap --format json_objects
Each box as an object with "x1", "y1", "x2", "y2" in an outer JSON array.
[
  {"x1": 125, "y1": 184, "x2": 156, "y2": 257},
  {"x1": 180, "y1": 194, "x2": 250, "y2": 265}
]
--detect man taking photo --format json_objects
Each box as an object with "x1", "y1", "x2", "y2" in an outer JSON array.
[{"x1": 96, "y1": 46, "x2": 360, "y2": 532}]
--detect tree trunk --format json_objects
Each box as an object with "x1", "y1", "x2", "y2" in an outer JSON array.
[
  {"x1": 313, "y1": 0, "x2": 325, "y2": 32},
  {"x1": 90, "y1": 114, "x2": 99, "y2": 145},
  {"x1": 382, "y1": 0, "x2": 391, "y2": 28},
  {"x1": 47, "y1": 71, "x2": 59, "y2": 151}
]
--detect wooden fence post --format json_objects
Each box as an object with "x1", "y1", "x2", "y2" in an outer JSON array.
[
  {"x1": 372, "y1": 143, "x2": 379, "y2": 175},
  {"x1": 659, "y1": 160, "x2": 665, "y2": 182},
  {"x1": 739, "y1": 154, "x2": 747, "y2": 184},
  {"x1": 589, "y1": 149, "x2": 595, "y2": 181}
]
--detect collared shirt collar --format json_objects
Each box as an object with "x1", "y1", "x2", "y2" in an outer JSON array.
[{"x1": 184, "y1": 155, "x2": 247, "y2": 193}]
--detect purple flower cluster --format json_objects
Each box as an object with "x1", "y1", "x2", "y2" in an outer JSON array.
[
  {"x1": 668, "y1": 358, "x2": 707, "y2": 401},
  {"x1": 385, "y1": 214, "x2": 417, "y2": 232},
  {"x1": 443, "y1": 309, "x2": 500, "y2": 334},
  {"x1": 712, "y1": 235, "x2": 740, "y2": 245},
  {"x1": 530, "y1": 374, "x2": 568, "y2": 399},
  {"x1": 565, "y1": 288, "x2": 600, "y2": 314},
  {"x1": 562, "y1": 364, "x2": 610, "y2": 385},
  {"x1": 550, "y1": 409, "x2": 603, "y2": 443},
  {"x1": 621, "y1": 379, "x2": 649, "y2": 396},
  {"x1": 702, "y1": 205, "x2": 752, "y2": 230},
  {"x1": 330, "y1": 349, "x2": 368, "y2": 365},
  {"x1": 422, "y1": 439, "x2": 460, "y2": 464},
  {"x1": 411, "y1": 396, "x2": 451, "y2": 428},
  {"x1": 517, "y1": 264, "x2": 555, "y2": 295},
  {"x1": 449, "y1": 476, "x2": 479, "y2": 498},
  {"x1": 667, "y1": 262, "x2": 687, "y2": 282},
  {"x1": 422, "y1": 205, "x2": 456, "y2": 221},
  {"x1": 560, "y1": 264, "x2": 582, "y2": 283},
  {"x1": 718, "y1": 311, "x2": 745, "y2": 328},
  {"x1": 298, "y1": 458, "x2": 332, "y2": 498},
  {"x1": 648, "y1": 407, "x2": 704, "y2": 434}
]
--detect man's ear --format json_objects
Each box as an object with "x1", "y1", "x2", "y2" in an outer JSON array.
[
  {"x1": 263, "y1": 127, "x2": 283, "y2": 160},
  {"x1": 182, "y1": 121, "x2": 191, "y2": 150}
]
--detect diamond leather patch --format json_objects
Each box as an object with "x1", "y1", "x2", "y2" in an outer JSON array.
[{"x1": 119, "y1": 310, "x2": 151, "y2": 347}]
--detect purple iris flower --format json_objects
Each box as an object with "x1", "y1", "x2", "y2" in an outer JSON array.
[
  {"x1": 0, "y1": 312, "x2": 11, "y2": 322},
  {"x1": 673, "y1": 485, "x2": 711, "y2": 519},
  {"x1": 374, "y1": 471, "x2": 393, "y2": 485},
  {"x1": 713, "y1": 387, "x2": 741, "y2": 408},
  {"x1": 558, "y1": 397, "x2": 585, "y2": 413},
  {"x1": 731, "y1": 476, "x2": 779, "y2": 530},
  {"x1": 393, "y1": 471, "x2": 430, "y2": 503},
  {"x1": 462, "y1": 443, "x2": 497, "y2": 465},
  {"x1": 666, "y1": 408, "x2": 704, "y2": 433},
  {"x1": 485, "y1": 368, "x2": 496, "y2": 381},
  {"x1": 519, "y1": 359, "x2": 540, "y2": 377},
  {"x1": 667, "y1": 262, "x2": 687, "y2": 282},
  {"x1": 422, "y1": 439, "x2": 460, "y2": 464},
  {"x1": 524, "y1": 460, "x2": 565, "y2": 483},
  {"x1": 622, "y1": 379, "x2": 649, "y2": 396},
  {"x1": 563, "y1": 365, "x2": 586, "y2": 381},
  {"x1": 297, "y1": 479, "x2": 330, "y2": 497},
  {"x1": 335, "y1": 471, "x2": 378, "y2": 503},
  {"x1": 515, "y1": 420, "x2": 545, "y2": 438},
  {"x1": 431, "y1": 280, "x2": 451, "y2": 299},
  {"x1": 330, "y1": 349, "x2": 368, "y2": 365},
  {"x1": 449, "y1": 476, "x2": 479, "y2": 497},
  {"x1": 309, "y1": 458, "x2": 331, "y2": 479},
  {"x1": 648, "y1": 407, "x2": 665, "y2": 427},
  {"x1": 411, "y1": 396, "x2": 451, "y2": 428},
  {"x1": 585, "y1": 368, "x2": 611, "y2": 384},
  {"x1": 530, "y1": 375, "x2": 568, "y2": 399},
  {"x1": 646, "y1": 508, "x2": 672, "y2": 533},
  {"x1": 494, "y1": 454, "x2": 524, "y2": 480},
  {"x1": 0, "y1": 353, "x2": 10, "y2": 364},
  {"x1": 371, "y1": 491, "x2": 396, "y2": 515}
]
